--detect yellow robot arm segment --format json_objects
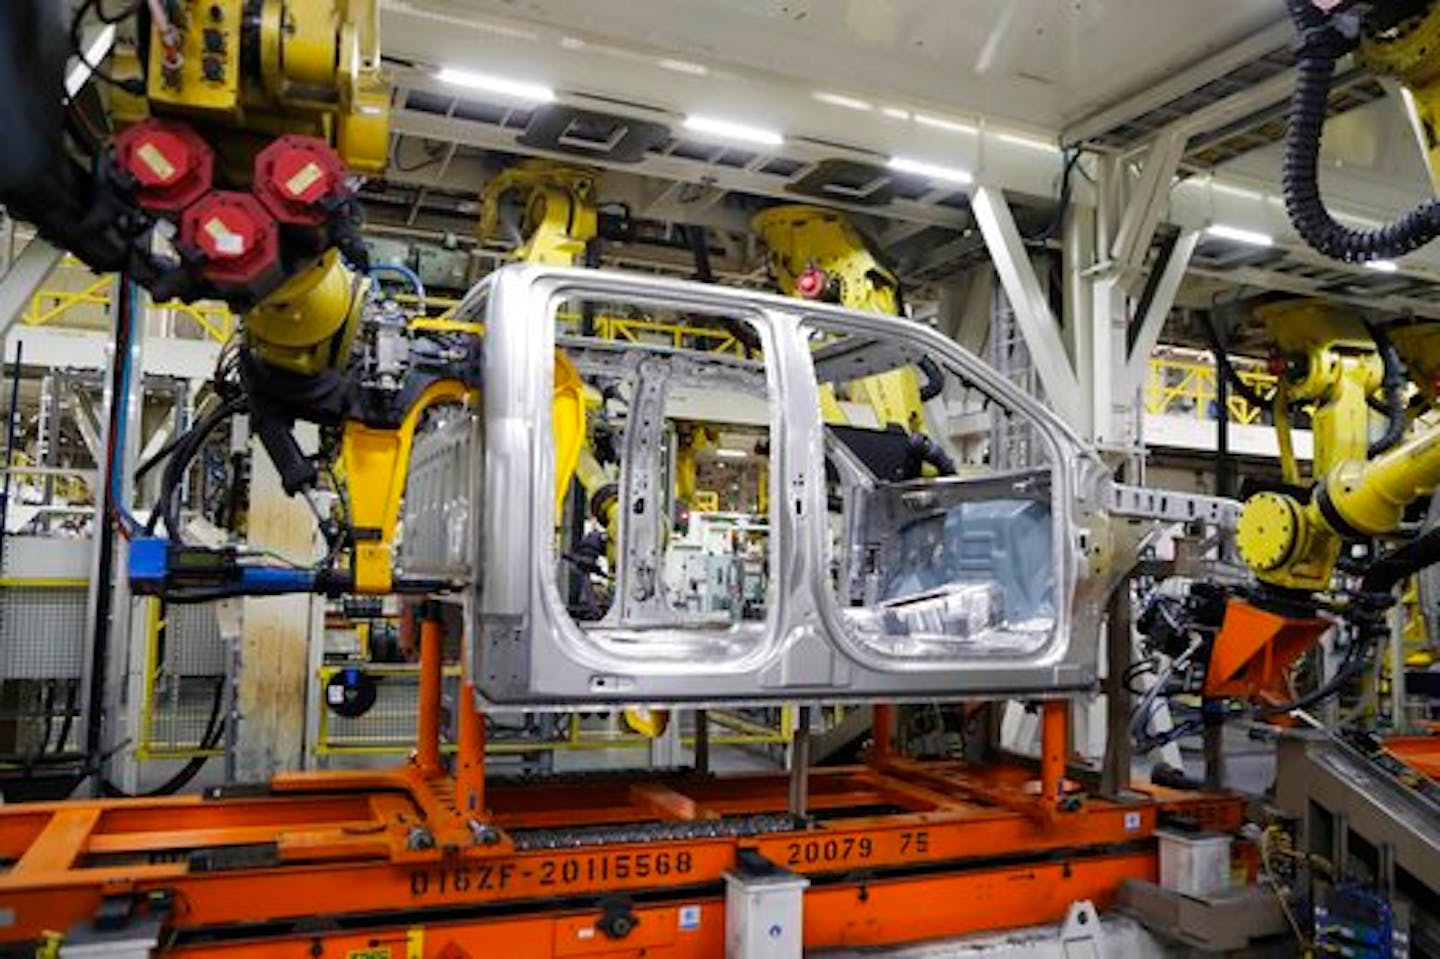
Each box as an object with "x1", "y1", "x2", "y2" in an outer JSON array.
[
  {"x1": 245, "y1": 250, "x2": 368, "y2": 377},
  {"x1": 341, "y1": 380, "x2": 475, "y2": 594},
  {"x1": 479, "y1": 160, "x2": 601, "y2": 266},
  {"x1": 1360, "y1": 3, "x2": 1440, "y2": 195},
  {"x1": 752, "y1": 204, "x2": 928, "y2": 433},
  {"x1": 1236, "y1": 300, "x2": 1439, "y2": 592},
  {"x1": 124, "y1": 0, "x2": 388, "y2": 173},
  {"x1": 1257, "y1": 301, "x2": 1381, "y2": 475},
  {"x1": 338, "y1": 353, "x2": 585, "y2": 595}
]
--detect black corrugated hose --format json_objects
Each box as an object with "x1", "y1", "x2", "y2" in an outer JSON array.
[
  {"x1": 1283, "y1": 0, "x2": 1440, "y2": 260},
  {"x1": 1260, "y1": 522, "x2": 1440, "y2": 716},
  {"x1": 1365, "y1": 320, "x2": 1407, "y2": 456}
]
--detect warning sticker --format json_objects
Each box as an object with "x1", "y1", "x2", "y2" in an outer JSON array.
[
  {"x1": 284, "y1": 161, "x2": 324, "y2": 199},
  {"x1": 136, "y1": 142, "x2": 176, "y2": 181}
]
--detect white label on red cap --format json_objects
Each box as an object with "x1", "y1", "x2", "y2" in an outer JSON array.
[
  {"x1": 137, "y1": 142, "x2": 177, "y2": 180},
  {"x1": 204, "y1": 217, "x2": 245, "y2": 255},
  {"x1": 284, "y1": 162, "x2": 324, "y2": 199}
]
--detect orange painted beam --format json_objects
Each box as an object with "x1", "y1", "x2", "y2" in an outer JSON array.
[
  {"x1": 10, "y1": 808, "x2": 99, "y2": 876},
  {"x1": 116, "y1": 854, "x2": 1157, "y2": 958},
  {"x1": 629, "y1": 782, "x2": 702, "y2": 821},
  {"x1": 803, "y1": 851, "x2": 1154, "y2": 948},
  {"x1": 1040, "y1": 699, "x2": 1068, "y2": 806},
  {"x1": 416, "y1": 608, "x2": 444, "y2": 775},
  {"x1": 871, "y1": 704, "x2": 895, "y2": 762}
]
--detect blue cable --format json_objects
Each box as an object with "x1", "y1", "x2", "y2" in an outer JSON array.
[{"x1": 367, "y1": 263, "x2": 427, "y2": 313}]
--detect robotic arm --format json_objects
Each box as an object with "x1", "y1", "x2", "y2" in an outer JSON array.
[
  {"x1": 0, "y1": 1, "x2": 485, "y2": 599},
  {"x1": 1133, "y1": 1, "x2": 1440, "y2": 723}
]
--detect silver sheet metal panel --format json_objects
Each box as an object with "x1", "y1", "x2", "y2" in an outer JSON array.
[{"x1": 402, "y1": 265, "x2": 1198, "y2": 706}]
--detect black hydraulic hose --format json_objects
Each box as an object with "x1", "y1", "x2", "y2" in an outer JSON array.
[
  {"x1": 1199, "y1": 309, "x2": 1268, "y2": 409},
  {"x1": 99, "y1": 676, "x2": 224, "y2": 797},
  {"x1": 55, "y1": 680, "x2": 77, "y2": 752},
  {"x1": 1366, "y1": 321, "x2": 1407, "y2": 457},
  {"x1": 917, "y1": 356, "x2": 945, "y2": 402},
  {"x1": 1361, "y1": 522, "x2": 1440, "y2": 596},
  {"x1": 683, "y1": 224, "x2": 714, "y2": 284},
  {"x1": 38, "y1": 679, "x2": 56, "y2": 754},
  {"x1": 907, "y1": 432, "x2": 956, "y2": 476},
  {"x1": 1258, "y1": 644, "x2": 1367, "y2": 716},
  {"x1": 1262, "y1": 524, "x2": 1440, "y2": 716},
  {"x1": 83, "y1": 279, "x2": 134, "y2": 791},
  {"x1": 147, "y1": 397, "x2": 245, "y2": 536},
  {"x1": 0, "y1": 342, "x2": 23, "y2": 566},
  {"x1": 1282, "y1": 0, "x2": 1440, "y2": 260},
  {"x1": 134, "y1": 427, "x2": 190, "y2": 481}
]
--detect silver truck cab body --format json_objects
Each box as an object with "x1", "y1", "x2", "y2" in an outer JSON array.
[{"x1": 400, "y1": 264, "x2": 1209, "y2": 707}]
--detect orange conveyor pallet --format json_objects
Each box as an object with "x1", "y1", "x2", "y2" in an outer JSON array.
[
  {"x1": 0, "y1": 622, "x2": 1245, "y2": 957},
  {"x1": 0, "y1": 758, "x2": 1242, "y2": 956}
]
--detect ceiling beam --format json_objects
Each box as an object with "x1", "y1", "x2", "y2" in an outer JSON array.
[{"x1": 1062, "y1": 17, "x2": 1294, "y2": 145}]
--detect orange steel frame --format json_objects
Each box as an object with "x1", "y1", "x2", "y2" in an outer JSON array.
[
  {"x1": 0, "y1": 610, "x2": 1244, "y2": 957},
  {"x1": 1383, "y1": 733, "x2": 1440, "y2": 781}
]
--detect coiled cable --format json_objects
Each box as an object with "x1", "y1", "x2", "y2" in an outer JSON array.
[{"x1": 1282, "y1": 0, "x2": 1440, "y2": 260}]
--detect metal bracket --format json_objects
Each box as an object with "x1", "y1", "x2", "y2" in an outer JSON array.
[
  {"x1": 614, "y1": 358, "x2": 676, "y2": 625},
  {"x1": 1108, "y1": 483, "x2": 1240, "y2": 530},
  {"x1": 1059, "y1": 900, "x2": 1104, "y2": 959}
]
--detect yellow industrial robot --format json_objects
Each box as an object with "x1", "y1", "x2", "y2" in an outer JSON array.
[
  {"x1": 752, "y1": 204, "x2": 955, "y2": 478},
  {"x1": 1150, "y1": 0, "x2": 1440, "y2": 713},
  {"x1": 0, "y1": 1, "x2": 496, "y2": 599}
]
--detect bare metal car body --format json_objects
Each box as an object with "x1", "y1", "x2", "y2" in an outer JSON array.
[{"x1": 400, "y1": 264, "x2": 1232, "y2": 707}]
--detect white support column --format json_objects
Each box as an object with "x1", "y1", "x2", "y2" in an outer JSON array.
[
  {"x1": 0, "y1": 212, "x2": 13, "y2": 274},
  {"x1": 1074, "y1": 151, "x2": 1194, "y2": 451},
  {"x1": 0, "y1": 238, "x2": 61, "y2": 339},
  {"x1": 971, "y1": 186, "x2": 1082, "y2": 421},
  {"x1": 938, "y1": 267, "x2": 993, "y2": 356},
  {"x1": 1108, "y1": 132, "x2": 1187, "y2": 288},
  {"x1": 1123, "y1": 229, "x2": 1201, "y2": 392},
  {"x1": 236, "y1": 426, "x2": 323, "y2": 782},
  {"x1": 1089, "y1": 274, "x2": 1125, "y2": 448},
  {"x1": 78, "y1": 278, "x2": 145, "y2": 791}
]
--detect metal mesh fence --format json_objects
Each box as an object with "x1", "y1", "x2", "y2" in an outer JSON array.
[
  {"x1": 0, "y1": 585, "x2": 88, "y2": 680},
  {"x1": 141, "y1": 601, "x2": 226, "y2": 757},
  {"x1": 318, "y1": 667, "x2": 452, "y2": 753}
]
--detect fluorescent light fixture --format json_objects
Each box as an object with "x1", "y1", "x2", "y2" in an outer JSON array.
[
  {"x1": 712, "y1": 448, "x2": 750, "y2": 459},
  {"x1": 1204, "y1": 223, "x2": 1273, "y2": 247},
  {"x1": 888, "y1": 156, "x2": 973, "y2": 186},
  {"x1": 1210, "y1": 180, "x2": 1266, "y2": 201},
  {"x1": 1365, "y1": 259, "x2": 1399, "y2": 272},
  {"x1": 659, "y1": 57, "x2": 708, "y2": 76},
  {"x1": 813, "y1": 91, "x2": 872, "y2": 111},
  {"x1": 435, "y1": 67, "x2": 555, "y2": 103},
  {"x1": 915, "y1": 113, "x2": 977, "y2": 134},
  {"x1": 995, "y1": 131, "x2": 1056, "y2": 152},
  {"x1": 683, "y1": 115, "x2": 783, "y2": 147},
  {"x1": 881, "y1": 106, "x2": 911, "y2": 121}
]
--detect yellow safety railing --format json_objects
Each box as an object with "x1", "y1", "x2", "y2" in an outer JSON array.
[
  {"x1": 588, "y1": 315, "x2": 746, "y2": 357},
  {"x1": 1144, "y1": 355, "x2": 1278, "y2": 425},
  {"x1": 135, "y1": 598, "x2": 225, "y2": 760},
  {"x1": 21, "y1": 267, "x2": 750, "y2": 355},
  {"x1": 23, "y1": 260, "x2": 235, "y2": 343}
]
